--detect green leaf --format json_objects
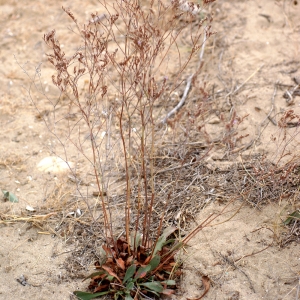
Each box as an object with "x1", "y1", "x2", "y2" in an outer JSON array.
[
  {"x1": 125, "y1": 294, "x2": 134, "y2": 300},
  {"x1": 162, "y1": 279, "x2": 176, "y2": 286},
  {"x1": 83, "y1": 270, "x2": 106, "y2": 282},
  {"x1": 161, "y1": 227, "x2": 177, "y2": 239},
  {"x1": 107, "y1": 275, "x2": 114, "y2": 281},
  {"x1": 134, "y1": 264, "x2": 151, "y2": 280},
  {"x1": 162, "y1": 241, "x2": 184, "y2": 259},
  {"x1": 98, "y1": 246, "x2": 108, "y2": 264},
  {"x1": 126, "y1": 280, "x2": 134, "y2": 290},
  {"x1": 130, "y1": 231, "x2": 142, "y2": 251},
  {"x1": 149, "y1": 255, "x2": 160, "y2": 271},
  {"x1": 163, "y1": 239, "x2": 176, "y2": 246},
  {"x1": 123, "y1": 264, "x2": 136, "y2": 284},
  {"x1": 142, "y1": 289, "x2": 160, "y2": 297},
  {"x1": 284, "y1": 210, "x2": 300, "y2": 225},
  {"x1": 73, "y1": 291, "x2": 109, "y2": 300},
  {"x1": 153, "y1": 227, "x2": 177, "y2": 256},
  {"x1": 139, "y1": 281, "x2": 163, "y2": 293},
  {"x1": 2, "y1": 190, "x2": 18, "y2": 203}
]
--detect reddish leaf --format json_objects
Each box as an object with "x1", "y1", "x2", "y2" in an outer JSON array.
[
  {"x1": 175, "y1": 270, "x2": 183, "y2": 276},
  {"x1": 88, "y1": 278, "x2": 110, "y2": 291},
  {"x1": 126, "y1": 255, "x2": 133, "y2": 266},
  {"x1": 155, "y1": 273, "x2": 165, "y2": 281},
  {"x1": 120, "y1": 252, "x2": 127, "y2": 259},
  {"x1": 143, "y1": 256, "x2": 151, "y2": 265},
  {"x1": 139, "y1": 245, "x2": 146, "y2": 254},
  {"x1": 187, "y1": 276, "x2": 210, "y2": 300},
  {"x1": 119, "y1": 236, "x2": 127, "y2": 243},
  {"x1": 115, "y1": 236, "x2": 128, "y2": 253},
  {"x1": 106, "y1": 237, "x2": 115, "y2": 248},
  {"x1": 161, "y1": 264, "x2": 173, "y2": 272},
  {"x1": 116, "y1": 258, "x2": 125, "y2": 270},
  {"x1": 94, "y1": 283, "x2": 109, "y2": 292},
  {"x1": 116, "y1": 238, "x2": 124, "y2": 252},
  {"x1": 91, "y1": 274, "x2": 106, "y2": 281},
  {"x1": 102, "y1": 245, "x2": 111, "y2": 256},
  {"x1": 101, "y1": 265, "x2": 122, "y2": 283},
  {"x1": 123, "y1": 243, "x2": 129, "y2": 252},
  {"x1": 88, "y1": 283, "x2": 97, "y2": 289},
  {"x1": 139, "y1": 252, "x2": 148, "y2": 263},
  {"x1": 106, "y1": 257, "x2": 114, "y2": 264},
  {"x1": 162, "y1": 289, "x2": 175, "y2": 295},
  {"x1": 134, "y1": 264, "x2": 151, "y2": 279},
  {"x1": 161, "y1": 248, "x2": 170, "y2": 256}
]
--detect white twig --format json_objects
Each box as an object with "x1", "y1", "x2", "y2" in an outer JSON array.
[
  {"x1": 161, "y1": 31, "x2": 208, "y2": 124},
  {"x1": 161, "y1": 74, "x2": 194, "y2": 124},
  {"x1": 199, "y1": 30, "x2": 207, "y2": 65}
]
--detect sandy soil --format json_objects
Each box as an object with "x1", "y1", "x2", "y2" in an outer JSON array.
[{"x1": 0, "y1": 0, "x2": 299, "y2": 299}]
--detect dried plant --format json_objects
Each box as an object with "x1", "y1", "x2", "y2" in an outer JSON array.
[{"x1": 24, "y1": 0, "x2": 221, "y2": 299}]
